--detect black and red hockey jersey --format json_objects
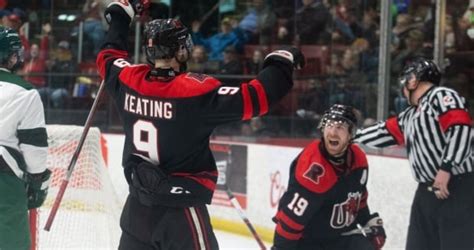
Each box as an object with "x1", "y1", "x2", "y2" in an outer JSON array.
[
  {"x1": 273, "y1": 140, "x2": 372, "y2": 249},
  {"x1": 96, "y1": 24, "x2": 294, "y2": 206}
]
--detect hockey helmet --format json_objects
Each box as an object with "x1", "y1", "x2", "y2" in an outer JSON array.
[
  {"x1": 0, "y1": 26, "x2": 23, "y2": 69},
  {"x1": 318, "y1": 104, "x2": 358, "y2": 136},
  {"x1": 143, "y1": 19, "x2": 193, "y2": 64},
  {"x1": 399, "y1": 57, "x2": 441, "y2": 87}
]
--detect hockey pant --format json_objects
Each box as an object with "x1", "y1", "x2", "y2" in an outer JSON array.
[
  {"x1": 118, "y1": 194, "x2": 219, "y2": 250},
  {"x1": 0, "y1": 169, "x2": 31, "y2": 250}
]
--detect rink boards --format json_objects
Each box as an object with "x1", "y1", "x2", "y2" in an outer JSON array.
[{"x1": 104, "y1": 134, "x2": 416, "y2": 250}]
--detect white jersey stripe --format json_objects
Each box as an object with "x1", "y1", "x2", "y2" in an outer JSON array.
[{"x1": 189, "y1": 207, "x2": 207, "y2": 250}]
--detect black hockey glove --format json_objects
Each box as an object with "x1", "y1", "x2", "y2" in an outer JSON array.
[
  {"x1": 105, "y1": 0, "x2": 150, "y2": 25},
  {"x1": 130, "y1": 161, "x2": 168, "y2": 194},
  {"x1": 26, "y1": 169, "x2": 52, "y2": 209},
  {"x1": 264, "y1": 47, "x2": 305, "y2": 70},
  {"x1": 362, "y1": 213, "x2": 386, "y2": 250}
]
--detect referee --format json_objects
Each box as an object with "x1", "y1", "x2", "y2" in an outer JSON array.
[{"x1": 354, "y1": 57, "x2": 473, "y2": 250}]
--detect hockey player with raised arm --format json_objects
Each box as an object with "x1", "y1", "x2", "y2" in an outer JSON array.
[
  {"x1": 354, "y1": 58, "x2": 474, "y2": 250},
  {"x1": 272, "y1": 104, "x2": 386, "y2": 250},
  {"x1": 0, "y1": 26, "x2": 50, "y2": 250},
  {"x1": 97, "y1": 1, "x2": 305, "y2": 249}
]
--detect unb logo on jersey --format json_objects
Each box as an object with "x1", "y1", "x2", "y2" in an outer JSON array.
[{"x1": 330, "y1": 192, "x2": 362, "y2": 229}]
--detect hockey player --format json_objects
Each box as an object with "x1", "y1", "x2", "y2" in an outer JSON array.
[
  {"x1": 97, "y1": 1, "x2": 305, "y2": 249},
  {"x1": 355, "y1": 58, "x2": 474, "y2": 250},
  {"x1": 272, "y1": 104, "x2": 386, "y2": 250},
  {"x1": 0, "y1": 26, "x2": 50, "y2": 250}
]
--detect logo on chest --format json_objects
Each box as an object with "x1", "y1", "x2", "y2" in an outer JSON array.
[
  {"x1": 330, "y1": 192, "x2": 362, "y2": 229},
  {"x1": 303, "y1": 163, "x2": 325, "y2": 184}
]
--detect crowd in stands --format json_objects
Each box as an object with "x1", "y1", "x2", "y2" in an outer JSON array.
[{"x1": 1, "y1": 0, "x2": 473, "y2": 136}]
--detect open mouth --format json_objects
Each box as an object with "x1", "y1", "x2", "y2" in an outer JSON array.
[{"x1": 329, "y1": 140, "x2": 340, "y2": 146}]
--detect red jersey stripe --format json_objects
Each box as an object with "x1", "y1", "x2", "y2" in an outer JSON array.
[
  {"x1": 276, "y1": 211, "x2": 304, "y2": 231},
  {"x1": 241, "y1": 83, "x2": 253, "y2": 120},
  {"x1": 276, "y1": 223, "x2": 302, "y2": 240},
  {"x1": 386, "y1": 117, "x2": 405, "y2": 145},
  {"x1": 249, "y1": 79, "x2": 268, "y2": 115},
  {"x1": 439, "y1": 109, "x2": 472, "y2": 132}
]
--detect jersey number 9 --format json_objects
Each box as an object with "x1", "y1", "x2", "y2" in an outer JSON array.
[{"x1": 133, "y1": 120, "x2": 160, "y2": 164}]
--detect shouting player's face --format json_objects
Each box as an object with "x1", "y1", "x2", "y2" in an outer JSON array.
[{"x1": 323, "y1": 121, "x2": 352, "y2": 157}]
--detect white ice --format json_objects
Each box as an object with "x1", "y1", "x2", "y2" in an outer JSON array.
[{"x1": 216, "y1": 230, "x2": 271, "y2": 250}]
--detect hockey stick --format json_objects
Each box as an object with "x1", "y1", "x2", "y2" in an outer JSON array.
[
  {"x1": 44, "y1": 81, "x2": 106, "y2": 231},
  {"x1": 29, "y1": 209, "x2": 38, "y2": 250},
  {"x1": 224, "y1": 185, "x2": 267, "y2": 250}
]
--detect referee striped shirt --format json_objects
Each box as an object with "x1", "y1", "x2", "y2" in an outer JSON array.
[{"x1": 354, "y1": 86, "x2": 473, "y2": 183}]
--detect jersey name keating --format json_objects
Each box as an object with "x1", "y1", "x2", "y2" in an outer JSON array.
[{"x1": 124, "y1": 93, "x2": 174, "y2": 119}]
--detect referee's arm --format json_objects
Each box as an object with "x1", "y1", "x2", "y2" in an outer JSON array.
[
  {"x1": 435, "y1": 92, "x2": 473, "y2": 171},
  {"x1": 354, "y1": 115, "x2": 405, "y2": 148}
]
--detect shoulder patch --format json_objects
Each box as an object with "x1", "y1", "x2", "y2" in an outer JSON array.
[
  {"x1": 185, "y1": 72, "x2": 210, "y2": 83},
  {"x1": 295, "y1": 140, "x2": 338, "y2": 194},
  {"x1": 303, "y1": 163, "x2": 325, "y2": 184},
  {"x1": 442, "y1": 95, "x2": 455, "y2": 106}
]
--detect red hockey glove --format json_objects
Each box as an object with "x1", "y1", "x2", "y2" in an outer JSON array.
[{"x1": 363, "y1": 213, "x2": 386, "y2": 250}]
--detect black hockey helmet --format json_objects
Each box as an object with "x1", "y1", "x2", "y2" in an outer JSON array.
[
  {"x1": 0, "y1": 26, "x2": 23, "y2": 71},
  {"x1": 318, "y1": 104, "x2": 358, "y2": 136},
  {"x1": 399, "y1": 57, "x2": 441, "y2": 87},
  {"x1": 143, "y1": 19, "x2": 193, "y2": 65}
]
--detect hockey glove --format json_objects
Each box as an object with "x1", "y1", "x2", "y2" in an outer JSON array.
[
  {"x1": 26, "y1": 169, "x2": 52, "y2": 209},
  {"x1": 264, "y1": 47, "x2": 305, "y2": 70},
  {"x1": 130, "y1": 161, "x2": 168, "y2": 194},
  {"x1": 363, "y1": 213, "x2": 386, "y2": 250},
  {"x1": 105, "y1": 0, "x2": 150, "y2": 25}
]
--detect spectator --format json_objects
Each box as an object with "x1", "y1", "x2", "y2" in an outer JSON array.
[
  {"x1": 245, "y1": 48, "x2": 264, "y2": 75},
  {"x1": 186, "y1": 45, "x2": 218, "y2": 74},
  {"x1": 331, "y1": 4, "x2": 358, "y2": 44},
  {"x1": 274, "y1": 15, "x2": 293, "y2": 44},
  {"x1": 238, "y1": 0, "x2": 277, "y2": 45},
  {"x1": 77, "y1": 0, "x2": 107, "y2": 57},
  {"x1": 0, "y1": 8, "x2": 25, "y2": 31},
  {"x1": 218, "y1": 46, "x2": 244, "y2": 85},
  {"x1": 352, "y1": 38, "x2": 378, "y2": 83},
  {"x1": 392, "y1": 29, "x2": 430, "y2": 74},
  {"x1": 218, "y1": 46, "x2": 244, "y2": 75},
  {"x1": 0, "y1": 8, "x2": 30, "y2": 51},
  {"x1": 445, "y1": 15, "x2": 456, "y2": 53},
  {"x1": 43, "y1": 40, "x2": 77, "y2": 108},
  {"x1": 21, "y1": 23, "x2": 50, "y2": 89},
  {"x1": 455, "y1": 15, "x2": 474, "y2": 51},
  {"x1": 191, "y1": 17, "x2": 247, "y2": 61},
  {"x1": 240, "y1": 117, "x2": 275, "y2": 137},
  {"x1": 294, "y1": 0, "x2": 331, "y2": 44},
  {"x1": 392, "y1": 14, "x2": 422, "y2": 50}
]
